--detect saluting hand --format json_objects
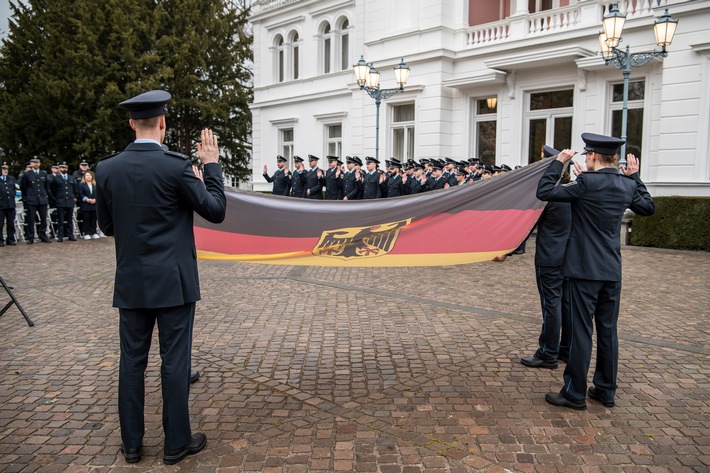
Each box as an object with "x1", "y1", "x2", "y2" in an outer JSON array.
[
  {"x1": 196, "y1": 128, "x2": 219, "y2": 164},
  {"x1": 402, "y1": 174, "x2": 408, "y2": 184},
  {"x1": 192, "y1": 165, "x2": 204, "y2": 182},
  {"x1": 620, "y1": 154, "x2": 639, "y2": 176},
  {"x1": 263, "y1": 165, "x2": 268, "y2": 174},
  {"x1": 572, "y1": 160, "x2": 586, "y2": 177}
]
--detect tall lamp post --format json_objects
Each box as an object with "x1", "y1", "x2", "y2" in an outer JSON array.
[
  {"x1": 353, "y1": 56, "x2": 410, "y2": 162},
  {"x1": 598, "y1": 4, "x2": 678, "y2": 166}
]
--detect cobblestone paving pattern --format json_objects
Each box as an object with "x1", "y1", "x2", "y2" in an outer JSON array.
[{"x1": 0, "y1": 238, "x2": 708, "y2": 472}]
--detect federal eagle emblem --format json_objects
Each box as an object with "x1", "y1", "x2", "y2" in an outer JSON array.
[{"x1": 312, "y1": 219, "x2": 412, "y2": 260}]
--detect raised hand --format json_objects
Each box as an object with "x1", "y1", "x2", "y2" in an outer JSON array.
[
  {"x1": 556, "y1": 149, "x2": 576, "y2": 164},
  {"x1": 192, "y1": 165, "x2": 204, "y2": 182},
  {"x1": 196, "y1": 129, "x2": 219, "y2": 164},
  {"x1": 620, "y1": 154, "x2": 639, "y2": 176},
  {"x1": 263, "y1": 165, "x2": 268, "y2": 174}
]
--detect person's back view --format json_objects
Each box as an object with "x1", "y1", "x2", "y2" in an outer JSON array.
[{"x1": 96, "y1": 90, "x2": 226, "y2": 464}]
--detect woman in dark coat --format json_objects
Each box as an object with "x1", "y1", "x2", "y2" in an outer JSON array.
[{"x1": 78, "y1": 171, "x2": 99, "y2": 239}]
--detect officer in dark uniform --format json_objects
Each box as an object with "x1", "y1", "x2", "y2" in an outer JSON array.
[
  {"x1": 517, "y1": 146, "x2": 572, "y2": 370},
  {"x1": 425, "y1": 161, "x2": 448, "y2": 191},
  {"x1": 342, "y1": 156, "x2": 363, "y2": 200},
  {"x1": 443, "y1": 158, "x2": 458, "y2": 187},
  {"x1": 262, "y1": 155, "x2": 292, "y2": 196},
  {"x1": 0, "y1": 163, "x2": 17, "y2": 246},
  {"x1": 20, "y1": 156, "x2": 52, "y2": 244},
  {"x1": 50, "y1": 163, "x2": 77, "y2": 241},
  {"x1": 324, "y1": 156, "x2": 343, "y2": 200},
  {"x1": 362, "y1": 156, "x2": 386, "y2": 199},
  {"x1": 537, "y1": 133, "x2": 654, "y2": 410},
  {"x1": 73, "y1": 159, "x2": 90, "y2": 234},
  {"x1": 290, "y1": 156, "x2": 306, "y2": 198},
  {"x1": 385, "y1": 159, "x2": 404, "y2": 197},
  {"x1": 96, "y1": 90, "x2": 225, "y2": 464},
  {"x1": 304, "y1": 155, "x2": 324, "y2": 199}
]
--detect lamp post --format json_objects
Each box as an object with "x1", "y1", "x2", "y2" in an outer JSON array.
[
  {"x1": 599, "y1": 4, "x2": 678, "y2": 166},
  {"x1": 353, "y1": 56, "x2": 410, "y2": 162}
]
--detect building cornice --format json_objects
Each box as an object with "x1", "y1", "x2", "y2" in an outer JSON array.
[
  {"x1": 364, "y1": 26, "x2": 456, "y2": 48},
  {"x1": 309, "y1": 0, "x2": 354, "y2": 18},
  {"x1": 442, "y1": 69, "x2": 508, "y2": 90},
  {"x1": 265, "y1": 15, "x2": 306, "y2": 31},
  {"x1": 252, "y1": 87, "x2": 352, "y2": 109},
  {"x1": 485, "y1": 45, "x2": 596, "y2": 70}
]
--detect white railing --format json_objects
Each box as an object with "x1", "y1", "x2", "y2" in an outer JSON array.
[
  {"x1": 466, "y1": 19, "x2": 510, "y2": 46},
  {"x1": 252, "y1": 0, "x2": 302, "y2": 15},
  {"x1": 527, "y1": 5, "x2": 580, "y2": 36},
  {"x1": 466, "y1": 0, "x2": 670, "y2": 48}
]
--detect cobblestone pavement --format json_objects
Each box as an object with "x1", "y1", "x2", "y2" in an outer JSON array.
[{"x1": 0, "y1": 238, "x2": 708, "y2": 472}]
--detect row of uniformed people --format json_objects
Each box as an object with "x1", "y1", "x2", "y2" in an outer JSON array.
[
  {"x1": 0, "y1": 158, "x2": 99, "y2": 245},
  {"x1": 263, "y1": 155, "x2": 515, "y2": 199}
]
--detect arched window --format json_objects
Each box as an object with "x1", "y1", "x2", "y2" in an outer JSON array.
[
  {"x1": 274, "y1": 34, "x2": 285, "y2": 83},
  {"x1": 322, "y1": 22, "x2": 332, "y2": 74},
  {"x1": 289, "y1": 31, "x2": 300, "y2": 80},
  {"x1": 338, "y1": 18, "x2": 350, "y2": 71}
]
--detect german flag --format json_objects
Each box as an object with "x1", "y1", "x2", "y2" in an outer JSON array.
[{"x1": 195, "y1": 158, "x2": 553, "y2": 267}]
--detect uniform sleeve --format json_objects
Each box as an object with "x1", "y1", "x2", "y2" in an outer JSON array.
[
  {"x1": 536, "y1": 159, "x2": 586, "y2": 202},
  {"x1": 96, "y1": 170, "x2": 114, "y2": 236},
  {"x1": 628, "y1": 173, "x2": 655, "y2": 216},
  {"x1": 178, "y1": 161, "x2": 226, "y2": 224},
  {"x1": 263, "y1": 172, "x2": 274, "y2": 183}
]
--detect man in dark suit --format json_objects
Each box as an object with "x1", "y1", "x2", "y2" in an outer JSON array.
[
  {"x1": 324, "y1": 156, "x2": 343, "y2": 200},
  {"x1": 362, "y1": 156, "x2": 386, "y2": 199},
  {"x1": 50, "y1": 163, "x2": 77, "y2": 242},
  {"x1": 262, "y1": 155, "x2": 292, "y2": 196},
  {"x1": 20, "y1": 156, "x2": 52, "y2": 244},
  {"x1": 290, "y1": 156, "x2": 306, "y2": 198},
  {"x1": 96, "y1": 90, "x2": 226, "y2": 464},
  {"x1": 537, "y1": 133, "x2": 655, "y2": 410},
  {"x1": 342, "y1": 156, "x2": 362, "y2": 201},
  {"x1": 0, "y1": 163, "x2": 17, "y2": 246},
  {"x1": 519, "y1": 146, "x2": 572, "y2": 370},
  {"x1": 304, "y1": 155, "x2": 324, "y2": 199},
  {"x1": 424, "y1": 161, "x2": 448, "y2": 191},
  {"x1": 385, "y1": 159, "x2": 404, "y2": 197}
]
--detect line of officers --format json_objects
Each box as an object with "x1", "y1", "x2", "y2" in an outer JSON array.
[
  {"x1": 0, "y1": 157, "x2": 93, "y2": 245},
  {"x1": 262, "y1": 154, "x2": 515, "y2": 199}
]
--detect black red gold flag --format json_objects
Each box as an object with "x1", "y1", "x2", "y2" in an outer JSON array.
[{"x1": 195, "y1": 158, "x2": 553, "y2": 267}]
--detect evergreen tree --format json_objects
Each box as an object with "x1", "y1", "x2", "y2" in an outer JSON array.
[{"x1": 0, "y1": 0, "x2": 252, "y2": 179}]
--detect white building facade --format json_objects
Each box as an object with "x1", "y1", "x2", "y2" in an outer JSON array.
[{"x1": 249, "y1": 0, "x2": 710, "y2": 196}]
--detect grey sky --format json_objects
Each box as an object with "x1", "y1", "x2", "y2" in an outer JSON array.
[{"x1": 0, "y1": 0, "x2": 11, "y2": 40}]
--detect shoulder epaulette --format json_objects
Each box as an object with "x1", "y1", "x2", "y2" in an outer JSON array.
[
  {"x1": 165, "y1": 150, "x2": 189, "y2": 160},
  {"x1": 99, "y1": 152, "x2": 119, "y2": 162}
]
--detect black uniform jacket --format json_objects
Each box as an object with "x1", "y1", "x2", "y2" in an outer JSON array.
[
  {"x1": 290, "y1": 169, "x2": 306, "y2": 198},
  {"x1": 0, "y1": 175, "x2": 16, "y2": 209},
  {"x1": 324, "y1": 168, "x2": 343, "y2": 200},
  {"x1": 534, "y1": 201, "x2": 571, "y2": 267},
  {"x1": 386, "y1": 174, "x2": 404, "y2": 197},
  {"x1": 50, "y1": 174, "x2": 76, "y2": 207},
  {"x1": 77, "y1": 182, "x2": 97, "y2": 211},
  {"x1": 263, "y1": 168, "x2": 291, "y2": 196},
  {"x1": 425, "y1": 176, "x2": 447, "y2": 191},
  {"x1": 20, "y1": 169, "x2": 50, "y2": 206},
  {"x1": 304, "y1": 167, "x2": 324, "y2": 199},
  {"x1": 362, "y1": 171, "x2": 385, "y2": 199},
  {"x1": 96, "y1": 142, "x2": 226, "y2": 309},
  {"x1": 537, "y1": 159, "x2": 654, "y2": 281},
  {"x1": 342, "y1": 170, "x2": 362, "y2": 200}
]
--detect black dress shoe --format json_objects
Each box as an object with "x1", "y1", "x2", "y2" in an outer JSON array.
[
  {"x1": 120, "y1": 444, "x2": 142, "y2": 463},
  {"x1": 588, "y1": 387, "x2": 615, "y2": 407},
  {"x1": 68, "y1": 236, "x2": 77, "y2": 241},
  {"x1": 521, "y1": 355, "x2": 558, "y2": 369},
  {"x1": 26, "y1": 239, "x2": 34, "y2": 245},
  {"x1": 190, "y1": 370, "x2": 200, "y2": 384},
  {"x1": 7, "y1": 240, "x2": 16, "y2": 246},
  {"x1": 57, "y1": 237, "x2": 63, "y2": 242},
  {"x1": 163, "y1": 432, "x2": 207, "y2": 465},
  {"x1": 545, "y1": 392, "x2": 586, "y2": 410},
  {"x1": 40, "y1": 237, "x2": 51, "y2": 243}
]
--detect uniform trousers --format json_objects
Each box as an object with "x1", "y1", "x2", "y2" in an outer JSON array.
[
  {"x1": 533, "y1": 265, "x2": 569, "y2": 361},
  {"x1": 81, "y1": 210, "x2": 97, "y2": 236},
  {"x1": 56, "y1": 206, "x2": 74, "y2": 237},
  {"x1": 25, "y1": 204, "x2": 48, "y2": 240},
  {"x1": 0, "y1": 208, "x2": 16, "y2": 242},
  {"x1": 562, "y1": 278, "x2": 621, "y2": 404},
  {"x1": 118, "y1": 303, "x2": 195, "y2": 452}
]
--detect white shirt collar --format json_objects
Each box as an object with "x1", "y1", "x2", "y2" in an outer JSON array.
[{"x1": 134, "y1": 138, "x2": 162, "y2": 146}]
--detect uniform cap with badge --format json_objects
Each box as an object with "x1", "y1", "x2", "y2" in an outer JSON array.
[
  {"x1": 308, "y1": 154, "x2": 319, "y2": 162},
  {"x1": 543, "y1": 145, "x2": 560, "y2": 158},
  {"x1": 293, "y1": 155, "x2": 304, "y2": 163},
  {"x1": 580, "y1": 133, "x2": 625, "y2": 155},
  {"x1": 119, "y1": 90, "x2": 171, "y2": 119},
  {"x1": 365, "y1": 156, "x2": 379, "y2": 164},
  {"x1": 276, "y1": 155, "x2": 287, "y2": 163}
]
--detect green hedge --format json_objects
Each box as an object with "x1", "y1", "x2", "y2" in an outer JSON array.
[{"x1": 631, "y1": 196, "x2": 710, "y2": 251}]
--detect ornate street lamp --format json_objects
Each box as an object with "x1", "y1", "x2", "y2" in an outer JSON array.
[
  {"x1": 599, "y1": 4, "x2": 678, "y2": 165},
  {"x1": 353, "y1": 56, "x2": 410, "y2": 162}
]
